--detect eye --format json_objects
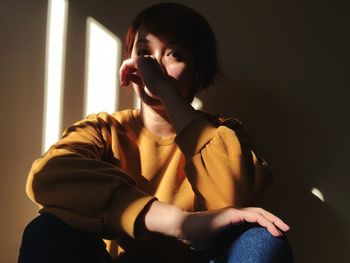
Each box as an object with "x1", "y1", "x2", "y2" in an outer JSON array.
[
  {"x1": 137, "y1": 49, "x2": 150, "y2": 56},
  {"x1": 167, "y1": 50, "x2": 183, "y2": 61}
]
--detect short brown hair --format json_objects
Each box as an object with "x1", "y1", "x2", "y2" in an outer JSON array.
[{"x1": 125, "y1": 3, "x2": 220, "y2": 98}]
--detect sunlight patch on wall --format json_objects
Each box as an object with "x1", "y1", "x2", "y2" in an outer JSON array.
[
  {"x1": 191, "y1": 97, "x2": 203, "y2": 110},
  {"x1": 42, "y1": 0, "x2": 68, "y2": 153},
  {"x1": 84, "y1": 17, "x2": 121, "y2": 116},
  {"x1": 311, "y1": 187, "x2": 325, "y2": 202}
]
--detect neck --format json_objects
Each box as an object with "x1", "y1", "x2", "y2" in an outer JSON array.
[{"x1": 139, "y1": 102, "x2": 175, "y2": 137}]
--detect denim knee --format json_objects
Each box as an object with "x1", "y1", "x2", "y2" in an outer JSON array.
[{"x1": 223, "y1": 226, "x2": 293, "y2": 263}]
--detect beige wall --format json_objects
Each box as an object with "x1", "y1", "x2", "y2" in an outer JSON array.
[
  {"x1": 1, "y1": 0, "x2": 349, "y2": 262},
  {"x1": 1, "y1": 1, "x2": 47, "y2": 262}
]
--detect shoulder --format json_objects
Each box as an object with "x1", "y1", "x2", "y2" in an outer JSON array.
[
  {"x1": 202, "y1": 112, "x2": 243, "y2": 130},
  {"x1": 202, "y1": 112, "x2": 255, "y2": 150},
  {"x1": 62, "y1": 109, "x2": 138, "y2": 138},
  {"x1": 84, "y1": 109, "x2": 136, "y2": 124},
  {"x1": 80, "y1": 109, "x2": 139, "y2": 130},
  {"x1": 110, "y1": 109, "x2": 139, "y2": 125}
]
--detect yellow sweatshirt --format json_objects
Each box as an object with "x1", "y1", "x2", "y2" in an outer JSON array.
[{"x1": 26, "y1": 109, "x2": 272, "y2": 262}]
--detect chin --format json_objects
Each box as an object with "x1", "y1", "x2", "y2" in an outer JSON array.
[
  {"x1": 144, "y1": 87, "x2": 159, "y2": 100},
  {"x1": 139, "y1": 91, "x2": 163, "y2": 108},
  {"x1": 134, "y1": 85, "x2": 163, "y2": 107},
  {"x1": 144, "y1": 96, "x2": 162, "y2": 107}
]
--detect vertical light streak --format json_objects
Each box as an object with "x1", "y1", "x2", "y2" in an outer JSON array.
[
  {"x1": 84, "y1": 18, "x2": 121, "y2": 116},
  {"x1": 42, "y1": 0, "x2": 68, "y2": 153}
]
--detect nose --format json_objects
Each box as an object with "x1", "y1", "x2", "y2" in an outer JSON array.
[
  {"x1": 153, "y1": 52, "x2": 167, "y2": 74},
  {"x1": 153, "y1": 51, "x2": 162, "y2": 65}
]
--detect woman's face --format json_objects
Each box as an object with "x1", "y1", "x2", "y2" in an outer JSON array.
[{"x1": 130, "y1": 26, "x2": 195, "y2": 105}]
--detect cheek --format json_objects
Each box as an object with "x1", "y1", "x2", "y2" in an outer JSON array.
[
  {"x1": 166, "y1": 63, "x2": 195, "y2": 98},
  {"x1": 166, "y1": 63, "x2": 192, "y2": 82}
]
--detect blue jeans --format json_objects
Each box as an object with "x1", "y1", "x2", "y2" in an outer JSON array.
[
  {"x1": 19, "y1": 214, "x2": 293, "y2": 262},
  {"x1": 18, "y1": 213, "x2": 113, "y2": 263},
  {"x1": 207, "y1": 225, "x2": 294, "y2": 263}
]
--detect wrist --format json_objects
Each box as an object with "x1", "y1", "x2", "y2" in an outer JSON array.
[
  {"x1": 134, "y1": 200, "x2": 155, "y2": 237},
  {"x1": 157, "y1": 81, "x2": 178, "y2": 101},
  {"x1": 143, "y1": 200, "x2": 189, "y2": 239}
]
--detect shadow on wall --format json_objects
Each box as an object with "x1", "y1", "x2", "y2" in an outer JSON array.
[
  {"x1": 200, "y1": 77, "x2": 348, "y2": 262},
  {"x1": 260, "y1": 175, "x2": 348, "y2": 262}
]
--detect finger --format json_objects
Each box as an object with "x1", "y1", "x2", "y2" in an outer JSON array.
[
  {"x1": 136, "y1": 55, "x2": 165, "y2": 76},
  {"x1": 260, "y1": 210, "x2": 290, "y2": 232},
  {"x1": 239, "y1": 210, "x2": 283, "y2": 237},
  {"x1": 119, "y1": 58, "x2": 138, "y2": 86},
  {"x1": 242, "y1": 207, "x2": 289, "y2": 232},
  {"x1": 141, "y1": 54, "x2": 155, "y2": 59},
  {"x1": 243, "y1": 208, "x2": 290, "y2": 232},
  {"x1": 266, "y1": 221, "x2": 283, "y2": 237},
  {"x1": 120, "y1": 60, "x2": 135, "y2": 86},
  {"x1": 129, "y1": 74, "x2": 144, "y2": 86}
]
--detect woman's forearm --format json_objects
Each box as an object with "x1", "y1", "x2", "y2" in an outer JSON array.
[
  {"x1": 136, "y1": 200, "x2": 289, "y2": 248},
  {"x1": 158, "y1": 83, "x2": 201, "y2": 135},
  {"x1": 137, "y1": 200, "x2": 188, "y2": 239}
]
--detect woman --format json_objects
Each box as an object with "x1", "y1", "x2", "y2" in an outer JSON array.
[{"x1": 19, "y1": 3, "x2": 293, "y2": 263}]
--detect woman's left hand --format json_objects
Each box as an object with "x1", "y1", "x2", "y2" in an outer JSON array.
[{"x1": 142, "y1": 201, "x2": 290, "y2": 249}]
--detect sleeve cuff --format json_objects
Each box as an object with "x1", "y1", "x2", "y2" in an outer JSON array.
[
  {"x1": 175, "y1": 115, "x2": 217, "y2": 159},
  {"x1": 104, "y1": 186, "x2": 156, "y2": 238}
]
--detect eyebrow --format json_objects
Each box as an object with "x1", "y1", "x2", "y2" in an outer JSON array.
[
  {"x1": 136, "y1": 38, "x2": 181, "y2": 46},
  {"x1": 136, "y1": 39, "x2": 149, "y2": 45}
]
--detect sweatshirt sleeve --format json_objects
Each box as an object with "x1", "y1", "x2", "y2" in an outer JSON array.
[
  {"x1": 26, "y1": 113, "x2": 156, "y2": 239},
  {"x1": 175, "y1": 114, "x2": 273, "y2": 211}
]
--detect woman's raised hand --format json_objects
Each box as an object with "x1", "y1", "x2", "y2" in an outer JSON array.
[
  {"x1": 142, "y1": 201, "x2": 290, "y2": 249},
  {"x1": 119, "y1": 55, "x2": 199, "y2": 134},
  {"x1": 119, "y1": 56, "x2": 170, "y2": 98},
  {"x1": 119, "y1": 57, "x2": 143, "y2": 87}
]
